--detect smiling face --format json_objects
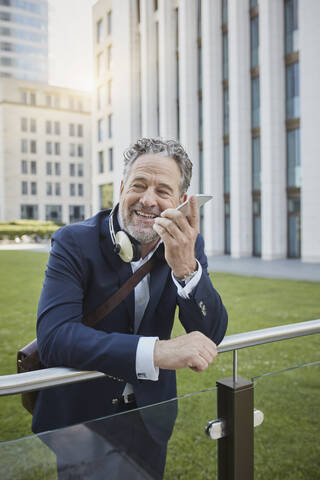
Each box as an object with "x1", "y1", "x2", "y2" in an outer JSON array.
[{"x1": 119, "y1": 153, "x2": 187, "y2": 252}]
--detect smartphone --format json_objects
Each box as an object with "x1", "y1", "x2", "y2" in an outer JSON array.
[{"x1": 177, "y1": 194, "x2": 213, "y2": 215}]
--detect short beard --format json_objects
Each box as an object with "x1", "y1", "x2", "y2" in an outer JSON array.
[{"x1": 119, "y1": 204, "x2": 160, "y2": 245}]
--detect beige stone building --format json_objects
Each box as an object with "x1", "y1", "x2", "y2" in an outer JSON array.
[
  {"x1": 91, "y1": 0, "x2": 320, "y2": 262},
  {"x1": 0, "y1": 77, "x2": 92, "y2": 224}
]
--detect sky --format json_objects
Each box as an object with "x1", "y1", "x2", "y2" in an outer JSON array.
[{"x1": 48, "y1": 0, "x2": 97, "y2": 92}]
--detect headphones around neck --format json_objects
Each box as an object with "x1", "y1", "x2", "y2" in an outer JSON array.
[{"x1": 109, "y1": 203, "x2": 142, "y2": 263}]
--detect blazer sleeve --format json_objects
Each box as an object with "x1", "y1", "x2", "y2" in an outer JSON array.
[
  {"x1": 177, "y1": 234, "x2": 228, "y2": 345},
  {"x1": 37, "y1": 225, "x2": 141, "y2": 384}
]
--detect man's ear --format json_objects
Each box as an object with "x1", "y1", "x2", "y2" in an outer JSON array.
[{"x1": 179, "y1": 193, "x2": 188, "y2": 205}]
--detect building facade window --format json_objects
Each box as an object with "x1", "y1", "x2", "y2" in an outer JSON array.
[
  {"x1": 98, "y1": 118, "x2": 105, "y2": 142},
  {"x1": 46, "y1": 161, "x2": 52, "y2": 175},
  {"x1": 108, "y1": 147, "x2": 113, "y2": 171},
  {"x1": 46, "y1": 205, "x2": 62, "y2": 223},
  {"x1": 30, "y1": 140, "x2": 37, "y2": 154},
  {"x1": 223, "y1": 89, "x2": 229, "y2": 136},
  {"x1": 46, "y1": 120, "x2": 52, "y2": 134},
  {"x1": 78, "y1": 184, "x2": 84, "y2": 196},
  {"x1": 251, "y1": 76, "x2": 260, "y2": 128},
  {"x1": 252, "y1": 137, "x2": 261, "y2": 190},
  {"x1": 21, "y1": 117, "x2": 27, "y2": 131},
  {"x1": 69, "y1": 163, "x2": 75, "y2": 176},
  {"x1": 21, "y1": 139, "x2": 28, "y2": 153},
  {"x1": 54, "y1": 121, "x2": 60, "y2": 135},
  {"x1": 30, "y1": 118, "x2": 36, "y2": 132},
  {"x1": 55, "y1": 162, "x2": 61, "y2": 176},
  {"x1": 46, "y1": 182, "x2": 52, "y2": 195},
  {"x1": 70, "y1": 183, "x2": 75, "y2": 196},
  {"x1": 286, "y1": 62, "x2": 300, "y2": 119},
  {"x1": 250, "y1": 15, "x2": 259, "y2": 69},
  {"x1": 223, "y1": 144, "x2": 230, "y2": 194},
  {"x1": 30, "y1": 181, "x2": 37, "y2": 195},
  {"x1": 287, "y1": 197, "x2": 300, "y2": 258},
  {"x1": 21, "y1": 181, "x2": 28, "y2": 194},
  {"x1": 30, "y1": 160, "x2": 37, "y2": 174},
  {"x1": 107, "y1": 11, "x2": 112, "y2": 35},
  {"x1": 69, "y1": 205, "x2": 85, "y2": 223},
  {"x1": 107, "y1": 45, "x2": 112, "y2": 70},
  {"x1": 77, "y1": 124, "x2": 83, "y2": 137},
  {"x1": 78, "y1": 164, "x2": 84, "y2": 177},
  {"x1": 97, "y1": 19, "x2": 103, "y2": 43},
  {"x1": 55, "y1": 183, "x2": 61, "y2": 196},
  {"x1": 69, "y1": 143, "x2": 75, "y2": 156},
  {"x1": 77, "y1": 144, "x2": 83, "y2": 157},
  {"x1": 46, "y1": 141, "x2": 52, "y2": 155},
  {"x1": 285, "y1": 0, "x2": 299, "y2": 54},
  {"x1": 98, "y1": 151, "x2": 104, "y2": 173},
  {"x1": 21, "y1": 204, "x2": 38, "y2": 220},
  {"x1": 69, "y1": 123, "x2": 75, "y2": 136},
  {"x1": 287, "y1": 128, "x2": 301, "y2": 187},
  {"x1": 21, "y1": 159, "x2": 27, "y2": 174},
  {"x1": 107, "y1": 79, "x2": 112, "y2": 104},
  {"x1": 54, "y1": 142, "x2": 61, "y2": 155},
  {"x1": 108, "y1": 114, "x2": 112, "y2": 138},
  {"x1": 285, "y1": 0, "x2": 300, "y2": 258}
]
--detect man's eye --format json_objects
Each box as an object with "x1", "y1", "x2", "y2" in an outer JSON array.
[
  {"x1": 158, "y1": 190, "x2": 170, "y2": 196},
  {"x1": 133, "y1": 184, "x2": 144, "y2": 190}
]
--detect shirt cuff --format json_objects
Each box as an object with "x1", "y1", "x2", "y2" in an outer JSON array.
[
  {"x1": 172, "y1": 260, "x2": 202, "y2": 299},
  {"x1": 136, "y1": 336, "x2": 159, "y2": 381}
]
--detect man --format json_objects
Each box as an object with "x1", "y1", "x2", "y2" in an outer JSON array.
[{"x1": 33, "y1": 138, "x2": 228, "y2": 479}]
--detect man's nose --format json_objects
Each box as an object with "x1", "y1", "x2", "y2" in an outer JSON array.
[{"x1": 140, "y1": 188, "x2": 157, "y2": 207}]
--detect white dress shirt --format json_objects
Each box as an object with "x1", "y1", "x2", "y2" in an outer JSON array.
[{"x1": 121, "y1": 245, "x2": 202, "y2": 397}]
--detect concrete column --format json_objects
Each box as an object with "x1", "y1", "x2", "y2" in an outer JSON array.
[
  {"x1": 178, "y1": 0, "x2": 199, "y2": 195},
  {"x1": 112, "y1": 0, "x2": 139, "y2": 202},
  {"x1": 202, "y1": 0, "x2": 224, "y2": 255},
  {"x1": 140, "y1": 0, "x2": 158, "y2": 137},
  {"x1": 228, "y1": 0, "x2": 252, "y2": 257},
  {"x1": 158, "y1": 0, "x2": 177, "y2": 139},
  {"x1": 300, "y1": 0, "x2": 320, "y2": 262},
  {"x1": 259, "y1": 0, "x2": 286, "y2": 259}
]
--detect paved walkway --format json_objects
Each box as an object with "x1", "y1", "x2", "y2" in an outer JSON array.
[
  {"x1": 0, "y1": 242, "x2": 50, "y2": 253},
  {"x1": 208, "y1": 254, "x2": 320, "y2": 282},
  {"x1": 1, "y1": 243, "x2": 319, "y2": 282}
]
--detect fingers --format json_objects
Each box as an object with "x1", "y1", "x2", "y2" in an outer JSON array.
[
  {"x1": 187, "y1": 196, "x2": 199, "y2": 229},
  {"x1": 153, "y1": 331, "x2": 218, "y2": 373}
]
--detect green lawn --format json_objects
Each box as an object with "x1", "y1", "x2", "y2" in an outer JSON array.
[{"x1": 0, "y1": 251, "x2": 319, "y2": 479}]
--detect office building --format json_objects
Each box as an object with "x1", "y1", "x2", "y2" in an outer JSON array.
[
  {"x1": 0, "y1": 0, "x2": 48, "y2": 82},
  {"x1": 92, "y1": 0, "x2": 320, "y2": 262},
  {"x1": 0, "y1": 77, "x2": 91, "y2": 224}
]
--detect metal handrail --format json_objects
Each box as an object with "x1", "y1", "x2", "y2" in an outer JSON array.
[{"x1": 0, "y1": 319, "x2": 319, "y2": 396}]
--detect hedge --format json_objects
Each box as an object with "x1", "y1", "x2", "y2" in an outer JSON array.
[{"x1": 0, "y1": 220, "x2": 62, "y2": 240}]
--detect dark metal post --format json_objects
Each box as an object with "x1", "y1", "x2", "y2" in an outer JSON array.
[{"x1": 217, "y1": 377, "x2": 254, "y2": 480}]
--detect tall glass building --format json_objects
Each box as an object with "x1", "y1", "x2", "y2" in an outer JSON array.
[{"x1": 0, "y1": 0, "x2": 48, "y2": 82}]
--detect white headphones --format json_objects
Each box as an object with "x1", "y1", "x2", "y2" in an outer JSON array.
[{"x1": 109, "y1": 204, "x2": 142, "y2": 263}]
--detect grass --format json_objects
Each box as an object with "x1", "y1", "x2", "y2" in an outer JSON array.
[{"x1": 0, "y1": 251, "x2": 319, "y2": 479}]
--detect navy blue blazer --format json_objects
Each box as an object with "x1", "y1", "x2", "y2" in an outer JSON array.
[{"x1": 32, "y1": 210, "x2": 228, "y2": 436}]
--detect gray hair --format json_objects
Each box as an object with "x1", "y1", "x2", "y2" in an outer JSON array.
[{"x1": 123, "y1": 138, "x2": 193, "y2": 195}]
